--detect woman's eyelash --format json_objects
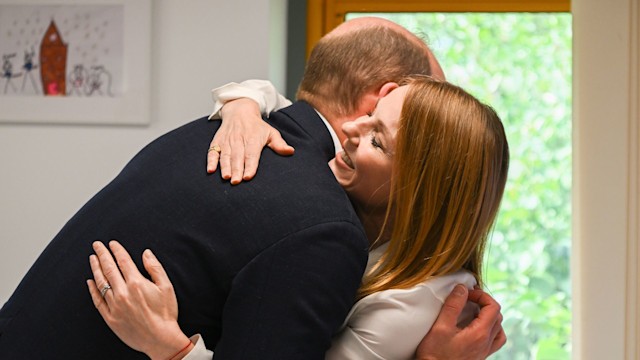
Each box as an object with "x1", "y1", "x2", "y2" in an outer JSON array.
[{"x1": 371, "y1": 134, "x2": 382, "y2": 148}]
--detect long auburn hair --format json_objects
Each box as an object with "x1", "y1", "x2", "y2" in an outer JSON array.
[{"x1": 358, "y1": 77, "x2": 510, "y2": 299}]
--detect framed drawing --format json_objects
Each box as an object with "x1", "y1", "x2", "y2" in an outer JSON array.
[{"x1": 0, "y1": 0, "x2": 150, "y2": 125}]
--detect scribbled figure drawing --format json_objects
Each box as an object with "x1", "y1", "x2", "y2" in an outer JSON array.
[
  {"x1": 2, "y1": 53, "x2": 23, "y2": 94},
  {"x1": 21, "y1": 48, "x2": 40, "y2": 94},
  {"x1": 67, "y1": 64, "x2": 88, "y2": 96},
  {"x1": 85, "y1": 65, "x2": 113, "y2": 97}
]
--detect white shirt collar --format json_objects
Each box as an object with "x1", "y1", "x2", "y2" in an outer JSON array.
[{"x1": 314, "y1": 109, "x2": 343, "y2": 154}]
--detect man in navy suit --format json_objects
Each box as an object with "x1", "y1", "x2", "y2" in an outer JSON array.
[{"x1": 0, "y1": 18, "x2": 501, "y2": 359}]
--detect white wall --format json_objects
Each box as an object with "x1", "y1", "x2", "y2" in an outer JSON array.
[{"x1": 0, "y1": 0, "x2": 287, "y2": 304}]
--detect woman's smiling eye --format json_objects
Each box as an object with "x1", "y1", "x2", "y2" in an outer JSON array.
[{"x1": 370, "y1": 133, "x2": 382, "y2": 149}]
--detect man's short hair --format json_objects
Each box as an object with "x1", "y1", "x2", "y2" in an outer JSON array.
[{"x1": 296, "y1": 25, "x2": 432, "y2": 117}]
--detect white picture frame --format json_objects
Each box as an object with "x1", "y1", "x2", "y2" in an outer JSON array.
[{"x1": 0, "y1": 0, "x2": 150, "y2": 125}]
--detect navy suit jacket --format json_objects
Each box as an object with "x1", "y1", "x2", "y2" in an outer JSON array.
[{"x1": 0, "y1": 101, "x2": 369, "y2": 359}]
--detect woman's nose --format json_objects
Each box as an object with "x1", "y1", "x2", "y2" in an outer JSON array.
[{"x1": 342, "y1": 120, "x2": 360, "y2": 146}]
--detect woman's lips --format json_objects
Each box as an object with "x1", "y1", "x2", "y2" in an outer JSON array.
[{"x1": 341, "y1": 151, "x2": 354, "y2": 169}]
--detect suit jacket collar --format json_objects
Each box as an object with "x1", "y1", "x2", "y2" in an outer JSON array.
[{"x1": 279, "y1": 101, "x2": 336, "y2": 161}]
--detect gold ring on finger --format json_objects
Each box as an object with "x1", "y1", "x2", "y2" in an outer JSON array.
[{"x1": 208, "y1": 144, "x2": 221, "y2": 154}]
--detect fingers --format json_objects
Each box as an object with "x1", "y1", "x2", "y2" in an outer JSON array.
[
  {"x1": 465, "y1": 288, "x2": 502, "y2": 341},
  {"x1": 206, "y1": 137, "x2": 221, "y2": 174},
  {"x1": 142, "y1": 249, "x2": 171, "y2": 287},
  {"x1": 266, "y1": 130, "x2": 295, "y2": 156},
  {"x1": 486, "y1": 303, "x2": 505, "y2": 356},
  {"x1": 489, "y1": 326, "x2": 507, "y2": 356},
  {"x1": 242, "y1": 153, "x2": 259, "y2": 181},
  {"x1": 241, "y1": 136, "x2": 266, "y2": 181},
  {"x1": 488, "y1": 311, "x2": 503, "y2": 342},
  {"x1": 92, "y1": 241, "x2": 126, "y2": 293},
  {"x1": 218, "y1": 142, "x2": 233, "y2": 181},
  {"x1": 253, "y1": 130, "x2": 294, "y2": 181},
  {"x1": 229, "y1": 136, "x2": 247, "y2": 185},
  {"x1": 435, "y1": 284, "x2": 469, "y2": 327},
  {"x1": 207, "y1": 113, "x2": 293, "y2": 184},
  {"x1": 108, "y1": 240, "x2": 142, "y2": 282},
  {"x1": 468, "y1": 289, "x2": 501, "y2": 325},
  {"x1": 89, "y1": 242, "x2": 123, "y2": 301},
  {"x1": 468, "y1": 287, "x2": 498, "y2": 308},
  {"x1": 236, "y1": 131, "x2": 293, "y2": 182},
  {"x1": 87, "y1": 278, "x2": 111, "y2": 317},
  {"x1": 488, "y1": 313, "x2": 506, "y2": 356},
  {"x1": 222, "y1": 136, "x2": 259, "y2": 184},
  {"x1": 234, "y1": 130, "x2": 295, "y2": 182},
  {"x1": 211, "y1": 137, "x2": 244, "y2": 184},
  {"x1": 88, "y1": 253, "x2": 115, "y2": 313}
]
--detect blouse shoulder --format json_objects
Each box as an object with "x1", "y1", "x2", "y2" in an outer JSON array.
[{"x1": 325, "y1": 271, "x2": 476, "y2": 360}]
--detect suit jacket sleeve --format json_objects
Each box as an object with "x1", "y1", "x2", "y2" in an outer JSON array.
[{"x1": 214, "y1": 221, "x2": 368, "y2": 360}]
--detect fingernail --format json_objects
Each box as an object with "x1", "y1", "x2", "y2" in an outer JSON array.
[
  {"x1": 453, "y1": 284, "x2": 466, "y2": 296},
  {"x1": 144, "y1": 249, "x2": 155, "y2": 259}
]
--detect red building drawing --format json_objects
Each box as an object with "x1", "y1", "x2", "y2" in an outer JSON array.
[{"x1": 39, "y1": 20, "x2": 67, "y2": 96}]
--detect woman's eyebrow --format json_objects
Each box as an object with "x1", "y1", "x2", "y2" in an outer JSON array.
[{"x1": 375, "y1": 118, "x2": 390, "y2": 135}]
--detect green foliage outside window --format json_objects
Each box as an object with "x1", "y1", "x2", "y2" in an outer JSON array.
[{"x1": 347, "y1": 13, "x2": 573, "y2": 359}]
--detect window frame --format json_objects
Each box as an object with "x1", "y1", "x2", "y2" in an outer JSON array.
[{"x1": 305, "y1": 0, "x2": 570, "y2": 56}]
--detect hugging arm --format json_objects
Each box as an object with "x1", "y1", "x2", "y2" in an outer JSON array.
[
  {"x1": 207, "y1": 80, "x2": 294, "y2": 184},
  {"x1": 415, "y1": 285, "x2": 506, "y2": 360},
  {"x1": 87, "y1": 224, "x2": 367, "y2": 360},
  {"x1": 87, "y1": 242, "x2": 503, "y2": 359}
]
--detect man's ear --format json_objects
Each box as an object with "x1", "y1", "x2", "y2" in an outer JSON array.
[
  {"x1": 377, "y1": 82, "x2": 400, "y2": 98},
  {"x1": 356, "y1": 82, "x2": 400, "y2": 116}
]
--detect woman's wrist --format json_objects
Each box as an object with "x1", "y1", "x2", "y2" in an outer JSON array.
[
  {"x1": 146, "y1": 330, "x2": 193, "y2": 360},
  {"x1": 219, "y1": 98, "x2": 261, "y2": 119},
  {"x1": 166, "y1": 338, "x2": 194, "y2": 360}
]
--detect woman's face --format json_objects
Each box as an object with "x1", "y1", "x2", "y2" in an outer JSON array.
[{"x1": 329, "y1": 85, "x2": 408, "y2": 209}]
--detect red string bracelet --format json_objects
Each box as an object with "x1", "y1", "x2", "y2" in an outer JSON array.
[{"x1": 168, "y1": 339, "x2": 193, "y2": 360}]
